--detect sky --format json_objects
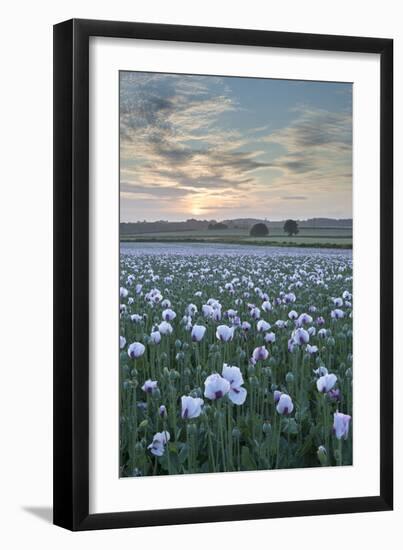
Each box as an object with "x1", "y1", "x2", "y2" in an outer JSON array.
[{"x1": 120, "y1": 71, "x2": 352, "y2": 222}]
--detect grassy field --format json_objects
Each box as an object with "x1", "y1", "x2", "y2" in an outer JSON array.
[{"x1": 120, "y1": 227, "x2": 352, "y2": 248}]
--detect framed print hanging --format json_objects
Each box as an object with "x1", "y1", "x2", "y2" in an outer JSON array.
[{"x1": 53, "y1": 18, "x2": 393, "y2": 530}]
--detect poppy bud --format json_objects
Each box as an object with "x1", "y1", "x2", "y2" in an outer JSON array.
[
  {"x1": 262, "y1": 422, "x2": 272, "y2": 435},
  {"x1": 317, "y1": 445, "x2": 327, "y2": 466},
  {"x1": 285, "y1": 372, "x2": 294, "y2": 384}
]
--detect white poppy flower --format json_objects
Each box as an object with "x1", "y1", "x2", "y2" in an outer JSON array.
[
  {"x1": 127, "y1": 342, "x2": 145, "y2": 359},
  {"x1": 257, "y1": 320, "x2": 271, "y2": 332},
  {"x1": 288, "y1": 310, "x2": 298, "y2": 320},
  {"x1": 130, "y1": 314, "x2": 142, "y2": 324},
  {"x1": 141, "y1": 379, "x2": 158, "y2": 394},
  {"x1": 313, "y1": 366, "x2": 328, "y2": 377},
  {"x1": 333, "y1": 412, "x2": 351, "y2": 440},
  {"x1": 317, "y1": 373, "x2": 337, "y2": 393},
  {"x1": 181, "y1": 395, "x2": 204, "y2": 419},
  {"x1": 162, "y1": 308, "x2": 176, "y2": 322},
  {"x1": 276, "y1": 394, "x2": 294, "y2": 415},
  {"x1": 222, "y1": 364, "x2": 247, "y2": 405},
  {"x1": 216, "y1": 325, "x2": 234, "y2": 342},
  {"x1": 212, "y1": 308, "x2": 222, "y2": 321},
  {"x1": 306, "y1": 344, "x2": 318, "y2": 355},
  {"x1": 158, "y1": 321, "x2": 173, "y2": 335},
  {"x1": 120, "y1": 287, "x2": 129, "y2": 299},
  {"x1": 202, "y1": 304, "x2": 214, "y2": 318},
  {"x1": 264, "y1": 332, "x2": 276, "y2": 344},
  {"x1": 331, "y1": 309, "x2": 345, "y2": 319},
  {"x1": 191, "y1": 324, "x2": 206, "y2": 342},
  {"x1": 275, "y1": 320, "x2": 286, "y2": 329},
  {"x1": 261, "y1": 300, "x2": 272, "y2": 312},
  {"x1": 318, "y1": 328, "x2": 328, "y2": 339},
  {"x1": 252, "y1": 346, "x2": 269, "y2": 361},
  {"x1": 147, "y1": 431, "x2": 170, "y2": 456},
  {"x1": 293, "y1": 328, "x2": 310, "y2": 345},
  {"x1": 120, "y1": 336, "x2": 126, "y2": 349},
  {"x1": 284, "y1": 292, "x2": 296, "y2": 303},
  {"x1": 187, "y1": 303, "x2": 198, "y2": 316},
  {"x1": 150, "y1": 330, "x2": 161, "y2": 344},
  {"x1": 273, "y1": 390, "x2": 282, "y2": 404},
  {"x1": 250, "y1": 307, "x2": 261, "y2": 319},
  {"x1": 204, "y1": 373, "x2": 231, "y2": 400},
  {"x1": 297, "y1": 313, "x2": 313, "y2": 326}
]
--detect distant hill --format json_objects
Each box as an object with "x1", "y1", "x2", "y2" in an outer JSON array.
[{"x1": 120, "y1": 217, "x2": 352, "y2": 235}]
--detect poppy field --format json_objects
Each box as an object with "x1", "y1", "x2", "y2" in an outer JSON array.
[{"x1": 119, "y1": 245, "x2": 352, "y2": 477}]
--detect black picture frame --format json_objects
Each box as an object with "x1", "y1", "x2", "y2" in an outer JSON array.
[{"x1": 53, "y1": 18, "x2": 393, "y2": 531}]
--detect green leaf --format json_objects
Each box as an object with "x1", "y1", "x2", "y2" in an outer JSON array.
[
  {"x1": 178, "y1": 444, "x2": 189, "y2": 464},
  {"x1": 281, "y1": 418, "x2": 299, "y2": 434},
  {"x1": 241, "y1": 446, "x2": 257, "y2": 471}
]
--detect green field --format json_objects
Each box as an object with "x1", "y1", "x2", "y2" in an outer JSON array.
[{"x1": 120, "y1": 227, "x2": 352, "y2": 248}]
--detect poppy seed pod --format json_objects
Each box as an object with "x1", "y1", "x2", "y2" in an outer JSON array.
[
  {"x1": 262, "y1": 422, "x2": 272, "y2": 435},
  {"x1": 285, "y1": 372, "x2": 294, "y2": 384}
]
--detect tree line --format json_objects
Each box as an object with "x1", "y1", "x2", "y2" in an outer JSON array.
[{"x1": 250, "y1": 219, "x2": 299, "y2": 237}]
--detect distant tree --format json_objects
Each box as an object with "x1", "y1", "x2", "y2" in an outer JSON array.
[
  {"x1": 208, "y1": 222, "x2": 228, "y2": 230},
  {"x1": 284, "y1": 219, "x2": 299, "y2": 236},
  {"x1": 250, "y1": 223, "x2": 269, "y2": 237}
]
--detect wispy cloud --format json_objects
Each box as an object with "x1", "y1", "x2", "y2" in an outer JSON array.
[
  {"x1": 280, "y1": 195, "x2": 308, "y2": 200},
  {"x1": 120, "y1": 72, "x2": 352, "y2": 221},
  {"x1": 264, "y1": 107, "x2": 352, "y2": 189}
]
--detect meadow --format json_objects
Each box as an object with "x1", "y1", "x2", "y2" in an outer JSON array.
[
  {"x1": 120, "y1": 227, "x2": 352, "y2": 248},
  {"x1": 119, "y1": 244, "x2": 352, "y2": 477}
]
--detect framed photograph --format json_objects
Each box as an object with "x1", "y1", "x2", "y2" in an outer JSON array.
[{"x1": 53, "y1": 19, "x2": 393, "y2": 530}]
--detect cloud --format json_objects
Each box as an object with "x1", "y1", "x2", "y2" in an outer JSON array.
[
  {"x1": 120, "y1": 72, "x2": 270, "y2": 199},
  {"x1": 120, "y1": 73, "x2": 352, "y2": 220},
  {"x1": 263, "y1": 107, "x2": 352, "y2": 188},
  {"x1": 280, "y1": 195, "x2": 308, "y2": 200}
]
